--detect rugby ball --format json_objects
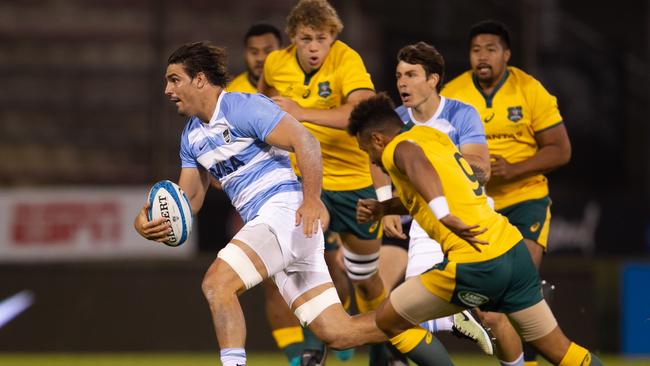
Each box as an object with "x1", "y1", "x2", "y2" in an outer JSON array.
[{"x1": 147, "y1": 180, "x2": 193, "y2": 247}]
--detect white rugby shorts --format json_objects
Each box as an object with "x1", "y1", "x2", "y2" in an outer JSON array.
[
  {"x1": 232, "y1": 191, "x2": 331, "y2": 308},
  {"x1": 405, "y1": 219, "x2": 445, "y2": 278}
]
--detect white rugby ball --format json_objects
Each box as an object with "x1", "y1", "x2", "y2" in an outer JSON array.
[{"x1": 147, "y1": 180, "x2": 193, "y2": 247}]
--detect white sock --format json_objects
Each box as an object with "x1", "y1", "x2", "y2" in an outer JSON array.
[
  {"x1": 500, "y1": 353, "x2": 524, "y2": 366},
  {"x1": 434, "y1": 316, "x2": 454, "y2": 332},
  {"x1": 419, "y1": 316, "x2": 454, "y2": 333},
  {"x1": 221, "y1": 348, "x2": 246, "y2": 366}
]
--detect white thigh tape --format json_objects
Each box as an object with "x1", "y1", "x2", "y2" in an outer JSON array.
[
  {"x1": 294, "y1": 287, "x2": 340, "y2": 326},
  {"x1": 217, "y1": 244, "x2": 263, "y2": 290},
  {"x1": 342, "y1": 247, "x2": 380, "y2": 280}
]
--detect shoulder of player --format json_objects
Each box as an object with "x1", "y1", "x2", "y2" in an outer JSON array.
[
  {"x1": 507, "y1": 66, "x2": 545, "y2": 89},
  {"x1": 394, "y1": 105, "x2": 409, "y2": 122},
  {"x1": 180, "y1": 116, "x2": 203, "y2": 141},
  {"x1": 440, "y1": 70, "x2": 473, "y2": 95},
  {"x1": 226, "y1": 72, "x2": 246, "y2": 88},
  {"x1": 329, "y1": 40, "x2": 363, "y2": 64},
  {"x1": 442, "y1": 98, "x2": 479, "y2": 119},
  {"x1": 219, "y1": 92, "x2": 268, "y2": 122}
]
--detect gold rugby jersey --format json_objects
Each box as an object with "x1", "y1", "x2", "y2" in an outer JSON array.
[
  {"x1": 382, "y1": 125, "x2": 522, "y2": 263},
  {"x1": 226, "y1": 72, "x2": 257, "y2": 94},
  {"x1": 263, "y1": 40, "x2": 375, "y2": 191},
  {"x1": 442, "y1": 66, "x2": 563, "y2": 209}
]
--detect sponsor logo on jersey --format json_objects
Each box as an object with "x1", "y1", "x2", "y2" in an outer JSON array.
[
  {"x1": 318, "y1": 81, "x2": 332, "y2": 98},
  {"x1": 507, "y1": 106, "x2": 523, "y2": 122},
  {"x1": 484, "y1": 111, "x2": 495, "y2": 123},
  {"x1": 222, "y1": 128, "x2": 232, "y2": 144},
  {"x1": 458, "y1": 291, "x2": 489, "y2": 307}
]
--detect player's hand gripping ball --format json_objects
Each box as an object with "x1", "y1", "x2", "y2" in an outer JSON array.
[{"x1": 147, "y1": 180, "x2": 193, "y2": 246}]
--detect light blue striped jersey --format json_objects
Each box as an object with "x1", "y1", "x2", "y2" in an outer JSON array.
[
  {"x1": 395, "y1": 96, "x2": 486, "y2": 147},
  {"x1": 179, "y1": 91, "x2": 301, "y2": 222}
]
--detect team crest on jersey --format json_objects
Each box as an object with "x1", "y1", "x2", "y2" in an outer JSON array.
[
  {"x1": 222, "y1": 128, "x2": 232, "y2": 144},
  {"x1": 507, "y1": 106, "x2": 523, "y2": 122},
  {"x1": 318, "y1": 81, "x2": 332, "y2": 98}
]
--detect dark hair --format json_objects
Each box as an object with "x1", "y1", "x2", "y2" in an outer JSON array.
[
  {"x1": 244, "y1": 23, "x2": 282, "y2": 45},
  {"x1": 348, "y1": 93, "x2": 403, "y2": 137},
  {"x1": 469, "y1": 20, "x2": 511, "y2": 49},
  {"x1": 167, "y1": 41, "x2": 229, "y2": 87},
  {"x1": 397, "y1": 42, "x2": 445, "y2": 92}
]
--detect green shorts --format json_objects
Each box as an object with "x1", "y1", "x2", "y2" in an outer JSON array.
[
  {"x1": 498, "y1": 197, "x2": 552, "y2": 249},
  {"x1": 321, "y1": 186, "x2": 381, "y2": 251},
  {"x1": 421, "y1": 241, "x2": 542, "y2": 313}
]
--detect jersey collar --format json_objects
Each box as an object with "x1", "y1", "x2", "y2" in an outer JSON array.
[
  {"x1": 472, "y1": 68, "x2": 509, "y2": 108},
  {"x1": 407, "y1": 96, "x2": 446, "y2": 125},
  {"x1": 208, "y1": 90, "x2": 227, "y2": 127}
]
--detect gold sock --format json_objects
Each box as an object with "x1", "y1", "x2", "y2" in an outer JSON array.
[
  {"x1": 355, "y1": 288, "x2": 386, "y2": 313},
  {"x1": 389, "y1": 327, "x2": 431, "y2": 354},
  {"x1": 559, "y1": 342, "x2": 591, "y2": 366},
  {"x1": 524, "y1": 362, "x2": 539, "y2": 366},
  {"x1": 272, "y1": 326, "x2": 304, "y2": 349}
]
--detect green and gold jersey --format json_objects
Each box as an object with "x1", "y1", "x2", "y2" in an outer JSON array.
[
  {"x1": 382, "y1": 125, "x2": 522, "y2": 263},
  {"x1": 263, "y1": 40, "x2": 375, "y2": 191},
  {"x1": 226, "y1": 71, "x2": 257, "y2": 94},
  {"x1": 442, "y1": 66, "x2": 563, "y2": 209}
]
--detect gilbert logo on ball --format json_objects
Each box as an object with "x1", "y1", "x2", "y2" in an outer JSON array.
[{"x1": 147, "y1": 180, "x2": 193, "y2": 246}]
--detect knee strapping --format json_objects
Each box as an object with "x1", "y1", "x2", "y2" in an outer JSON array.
[
  {"x1": 294, "y1": 287, "x2": 340, "y2": 326},
  {"x1": 342, "y1": 247, "x2": 379, "y2": 280},
  {"x1": 217, "y1": 243, "x2": 263, "y2": 290}
]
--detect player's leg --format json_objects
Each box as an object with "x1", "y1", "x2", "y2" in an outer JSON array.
[
  {"x1": 406, "y1": 229, "x2": 495, "y2": 355},
  {"x1": 203, "y1": 200, "x2": 321, "y2": 366},
  {"x1": 341, "y1": 233, "x2": 385, "y2": 311},
  {"x1": 273, "y1": 243, "x2": 387, "y2": 351},
  {"x1": 501, "y1": 197, "x2": 553, "y2": 366},
  {"x1": 376, "y1": 276, "x2": 462, "y2": 365},
  {"x1": 378, "y1": 245, "x2": 408, "y2": 291},
  {"x1": 262, "y1": 278, "x2": 304, "y2": 365},
  {"x1": 507, "y1": 301, "x2": 603, "y2": 365},
  {"x1": 378, "y1": 219, "x2": 410, "y2": 291},
  {"x1": 322, "y1": 235, "x2": 357, "y2": 361},
  {"x1": 501, "y1": 240, "x2": 602, "y2": 366},
  {"x1": 202, "y1": 234, "x2": 271, "y2": 366},
  {"x1": 476, "y1": 310, "x2": 524, "y2": 365},
  {"x1": 325, "y1": 188, "x2": 389, "y2": 364}
]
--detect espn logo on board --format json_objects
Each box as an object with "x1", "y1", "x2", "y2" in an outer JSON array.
[{"x1": 11, "y1": 202, "x2": 121, "y2": 244}]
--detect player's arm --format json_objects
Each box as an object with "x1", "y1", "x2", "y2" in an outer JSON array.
[
  {"x1": 393, "y1": 140, "x2": 487, "y2": 248},
  {"x1": 491, "y1": 123, "x2": 571, "y2": 181},
  {"x1": 178, "y1": 167, "x2": 211, "y2": 215},
  {"x1": 369, "y1": 161, "x2": 406, "y2": 239},
  {"x1": 272, "y1": 89, "x2": 375, "y2": 129},
  {"x1": 459, "y1": 143, "x2": 491, "y2": 186},
  {"x1": 133, "y1": 167, "x2": 209, "y2": 242},
  {"x1": 265, "y1": 114, "x2": 324, "y2": 237}
]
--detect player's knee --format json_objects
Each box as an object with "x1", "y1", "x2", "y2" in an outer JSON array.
[
  {"x1": 478, "y1": 311, "x2": 509, "y2": 331},
  {"x1": 342, "y1": 247, "x2": 380, "y2": 281},
  {"x1": 201, "y1": 269, "x2": 229, "y2": 302},
  {"x1": 374, "y1": 304, "x2": 400, "y2": 337}
]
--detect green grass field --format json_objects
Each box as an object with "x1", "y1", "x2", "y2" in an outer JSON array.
[{"x1": 0, "y1": 353, "x2": 648, "y2": 366}]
